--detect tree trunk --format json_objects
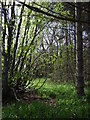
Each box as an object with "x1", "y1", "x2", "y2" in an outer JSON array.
[
  {"x1": 0, "y1": 2, "x2": 2, "y2": 118},
  {"x1": 66, "y1": 21, "x2": 69, "y2": 82},
  {"x1": 87, "y1": 3, "x2": 90, "y2": 103},
  {"x1": 2, "y1": 2, "x2": 9, "y2": 99},
  {"x1": 76, "y1": 3, "x2": 85, "y2": 97},
  {"x1": 74, "y1": 4, "x2": 77, "y2": 74},
  {"x1": 0, "y1": 46, "x2": 2, "y2": 119}
]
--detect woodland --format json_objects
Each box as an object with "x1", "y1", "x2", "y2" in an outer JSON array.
[{"x1": 0, "y1": 0, "x2": 90, "y2": 119}]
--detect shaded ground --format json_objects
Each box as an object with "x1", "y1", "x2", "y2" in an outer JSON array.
[
  {"x1": 2, "y1": 81, "x2": 89, "y2": 119},
  {"x1": 3, "y1": 89, "x2": 56, "y2": 107},
  {"x1": 20, "y1": 91, "x2": 56, "y2": 106}
]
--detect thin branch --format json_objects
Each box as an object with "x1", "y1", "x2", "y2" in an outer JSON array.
[
  {"x1": 10, "y1": 1, "x2": 25, "y2": 77},
  {"x1": 19, "y1": 25, "x2": 37, "y2": 72},
  {"x1": 17, "y1": 0, "x2": 90, "y2": 24},
  {"x1": 33, "y1": 2, "x2": 64, "y2": 17},
  {"x1": 15, "y1": 11, "x2": 31, "y2": 72}
]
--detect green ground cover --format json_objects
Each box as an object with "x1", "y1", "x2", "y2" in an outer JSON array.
[{"x1": 2, "y1": 79, "x2": 89, "y2": 119}]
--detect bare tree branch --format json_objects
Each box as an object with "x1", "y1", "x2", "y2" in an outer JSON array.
[{"x1": 17, "y1": 0, "x2": 90, "y2": 24}]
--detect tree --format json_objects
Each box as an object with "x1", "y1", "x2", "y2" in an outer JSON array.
[
  {"x1": 87, "y1": 3, "x2": 90, "y2": 102},
  {"x1": 75, "y1": 3, "x2": 85, "y2": 97},
  {"x1": 1, "y1": 1, "x2": 50, "y2": 99},
  {"x1": 2, "y1": 1, "x2": 9, "y2": 98},
  {"x1": 0, "y1": 2, "x2": 2, "y2": 118}
]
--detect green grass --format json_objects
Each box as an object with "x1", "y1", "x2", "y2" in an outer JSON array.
[
  {"x1": 2, "y1": 78, "x2": 90, "y2": 119},
  {"x1": 2, "y1": 101, "x2": 56, "y2": 119},
  {"x1": 37, "y1": 79, "x2": 76, "y2": 99}
]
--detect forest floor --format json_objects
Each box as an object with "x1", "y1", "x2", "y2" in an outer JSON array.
[{"x1": 2, "y1": 78, "x2": 90, "y2": 119}]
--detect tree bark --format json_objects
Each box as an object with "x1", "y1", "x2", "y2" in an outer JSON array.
[
  {"x1": 65, "y1": 21, "x2": 69, "y2": 82},
  {"x1": 2, "y1": 2, "x2": 9, "y2": 99},
  {"x1": 7, "y1": 2, "x2": 15, "y2": 72},
  {"x1": 0, "y1": 46, "x2": 2, "y2": 119},
  {"x1": 74, "y1": 5, "x2": 77, "y2": 74},
  {"x1": 87, "y1": 3, "x2": 90, "y2": 103},
  {"x1": 76, "y1": 3, "x2": 85, "y2": 97},
  {"x1": 0, "y1": 2, "x2": 2, "y2": 118}
]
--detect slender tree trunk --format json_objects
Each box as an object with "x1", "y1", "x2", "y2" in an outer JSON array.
[
  {"x1": 2, "y1": 2, "x2": 9, "y2": 99},
  {"x1": 7, "y1": 2, "x2": 15, "y2": 72},
  {"x1": 87, "y1": 3, "x2": 90, "y2": 103},
  {"x1": 0, "y1": 46, "x2": 2, "y2": 119},
  {"x1": 0, "y1": 2, "x2": 2, "y2": 118},
  {"x1": 15, "y1": 11, "x2": 31, "y2": 72},
  {"x1": 76, "y1": 3, "x2": 85, "y2": 97},
  {"x1": 66, "y1": 21, "x2": 69, "y2": 82},
  {"x1": 10, "y1": 1, "x2": 25, "y2": 78},
  {"x1": 74, "y1": 4, "x2": 77, "y2": 74}
]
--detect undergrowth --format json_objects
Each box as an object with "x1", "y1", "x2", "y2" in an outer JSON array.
[{"x1": 2, "y1": 78, "x2": 89, "y2": 119}]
